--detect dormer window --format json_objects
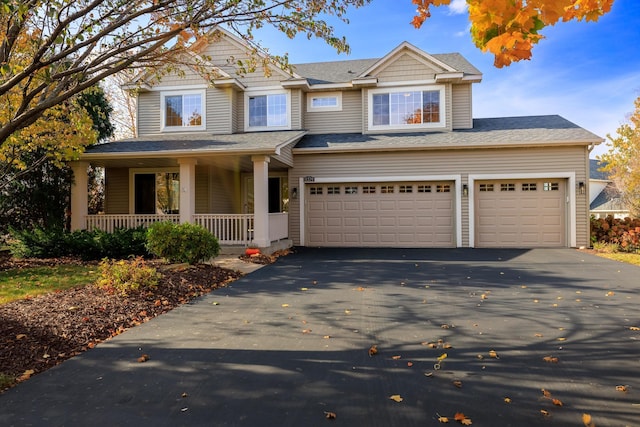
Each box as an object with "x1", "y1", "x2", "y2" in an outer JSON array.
[
  {"x1": 245, "y1": 90, "x2": 291, "y2": 131},
  {"x1": 368, "y1": 85, "x2": 445, "y2": 130},
  {"x1": 161, "y1": 89, "x2": 206, "y2": 131}
]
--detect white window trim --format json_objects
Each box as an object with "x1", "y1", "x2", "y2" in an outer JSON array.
[
  {"x1": 367, "y1": 84, "x2": 445, "y2": 131},
  {"x1": 129, "y1": 168, "x2": 180, "y2": 214},
  {"x1": 160, "y1": 89, "x2": 206, "y2": 132},
  {"x1": 244, "y1": 89, "x2": 291, "y2": 132},
  {"x1": 307, "y1": 92, "x2": 342, "y2": 112}
]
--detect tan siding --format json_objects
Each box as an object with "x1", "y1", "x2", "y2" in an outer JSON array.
[
  {"x1": 104, "y1": 168, "x2": 129, "y2": 214},
  {"x1": 275, "y1": 144, "x2": 294, "y2": 167},
  {"x1": 155, "y1": 67, "x2": 207, "y2": 86},
  {"x1": 375, "y1": 53, "x2": 440, "y2": 83},
  {"x1": 137, "y1": 92, "x2": 161, "y2": 135},
  {"x1": 209, "y1": 167, "x2": 241, "y2": 213},
  {"x1": 206, "y1": 88, "x2": 233, "y2": 134},
  {"x1": 305, "y1": 90, "x2": 362, "y2": 134},
  {"x1": 233, "y1": 91, "x2": 243, "y2": 133},
  {"x1": 291, "y1": 89, "x2": 302, "y2": 130},
  {"x1": 289, "y1": 146, "x2": 589, "y2": 247},
  {"x1": 445, "y1": 83, "x2": 452, "y2": 131},
  {"x1": 195, "y1": 166, "x2": 209, "y2": 214},
  {"x1": 452, "y1": 84, "x2": 473, "y2": 129}
]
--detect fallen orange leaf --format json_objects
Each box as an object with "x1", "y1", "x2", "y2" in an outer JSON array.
[
  {"x1": 324, "y1": 411, "x2": 337, "y2": 419},
  {"x1": 552, "y1": 398, "x2": 563, "y2": 407},
  {"x1": 392, "y1": 355, "x2": 401, "y2": 360},
  {"x1": 542, "y1": 389, "x2": 552, "y2": 398},
  {"x1": 438, "y1": 415, "x2": 450, "y2": 423},
  {"x1": 407, "y1": 361, "x2": 414, "y2": 367},
  {"x1": 543, "y1": 356, "x2": 559, "y2": 363},
  {"x1": 488, "y1": 350, "x2": 499, "y2": 358},
  {"x1": 302, "y1": 329, "x2": 312, "y2": 334},
  {"x1": 454, "y1": 412, "x2": 466, "y2": 421},
  {"x1": 582, "y1": 413, "x2": 595, "y2": 427},
  {"x1": 630, "y1": 326, "x2": 640, "y2": 331},
  {"x1": 137, "y1": 354, "x2": 150, "y2": 363},
  {"x1": 368, "y1": 345, "x2": 378, "y2": 356},
  {"x1": 389, "y1": 394, "x2": 403, "y2": 402},
  {"x1": 615, "y1": 385, "x2": 628, "y2": 392},
  {"x1": 504, "y1": 397, "x2": 512, "y2": 403},
  {"x1": 540, "y1": 409, "x2": 550, "y2": 416},
  {"x1": 453, "y1": 380, "x2": 463, "y2": 388}
]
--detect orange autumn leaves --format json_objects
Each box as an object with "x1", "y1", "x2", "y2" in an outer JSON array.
[{"x1": 410, "y1": 0, "x2": 614, "y2": 67}]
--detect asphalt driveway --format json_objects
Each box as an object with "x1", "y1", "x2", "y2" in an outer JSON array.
[{"x1": 1, "y1": 248, "x2": 638, "y2": 426}]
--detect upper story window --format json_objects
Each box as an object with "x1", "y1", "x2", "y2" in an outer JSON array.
[
  {"x1": 307, "y1": 92, "x2": 342, "y2": 112},
  {"x1": 369, "y1": 85, "x2": 445, "y2": 130},
  {"x1": 246, "y1": 90, "x2": 290, "y2": 131},
  {"x1": 161, "y1": 90, "x2": 206, "y2": 132}
]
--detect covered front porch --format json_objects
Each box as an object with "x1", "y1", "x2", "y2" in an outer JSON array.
[{"x1": 70, "y1": 131, "x2": 305, "y2": 250}]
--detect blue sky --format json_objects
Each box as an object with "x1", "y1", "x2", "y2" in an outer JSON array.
[{"x1": 255, "y1": 0, "x2": 640, "y2": 158}]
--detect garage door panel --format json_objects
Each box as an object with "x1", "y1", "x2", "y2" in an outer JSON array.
[
  {"x1": 307, "y1": 182, "x2": 454, "y2": 247},
  {"x1": 476, "y1": 179, "x2": 565, "y2": 248}
]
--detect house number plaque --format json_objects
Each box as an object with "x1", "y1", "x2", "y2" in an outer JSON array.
[{"x1": 303, "y1": 176, "x2": 315, "y2": 183}]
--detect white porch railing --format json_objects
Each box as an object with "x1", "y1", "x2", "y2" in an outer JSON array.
[
  {"x1": 86, "y1": 214, "x2": 180, "y2": 233},
  {"x1": 193, "y1": 214, "x2": 254, "y2": 246},
  {"x1": 86, "y1": 212, "x2": 288, "y2": 246},
  {"x1": 269, "y1": 212, "x2": 289, "y2": 242}
]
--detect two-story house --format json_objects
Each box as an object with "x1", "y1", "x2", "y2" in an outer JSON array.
[{"x1": 71, "y1": 28, "x2": 603, "y2": 251}]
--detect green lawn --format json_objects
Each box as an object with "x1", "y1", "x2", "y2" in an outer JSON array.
[
  {"x1": 593, "y1": 252, "x2": 640, "y2": 266},
  {"x1": 0, "y1": 265, "x2": 99, "y2": 304}
]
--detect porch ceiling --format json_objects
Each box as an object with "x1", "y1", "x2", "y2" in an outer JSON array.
[{"x1": 81, "y1": 130, "x2": 305, "y2": 171}]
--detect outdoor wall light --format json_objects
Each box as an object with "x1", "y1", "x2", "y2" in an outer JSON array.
[
  {"x1": 577, "y1": 181, "x2": 585, "y2": 195},
  {"x1": 462, "y1": 184, "x2": 469, "y2": 197},
  {"x1": 291, "y1": 187, "x2": 298, "y2": 199}
]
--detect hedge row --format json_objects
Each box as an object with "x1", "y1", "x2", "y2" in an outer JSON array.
[{"x1": 8, "y1": 222, "x2": 220, "y2": 264}]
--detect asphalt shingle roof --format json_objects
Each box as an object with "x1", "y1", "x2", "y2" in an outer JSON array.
[
  {"x1": 291, "y1": 53, "x2": 481, "y2": 85},
  {"x1": 83, "y1": 131, "x2": 307, "y2": 157},
  {"x1": 590, "y1": 183, "x2": 626, "y2": 212},
  {"x1": 294, "y1": 115, "x2": 603, "y2": 152},
  {"x1": 590, "y1": 159, "x2": 610, "y2": 180}
]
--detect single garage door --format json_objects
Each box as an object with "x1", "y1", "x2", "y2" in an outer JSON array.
[
  {"x1": 475, "y1": 179, "x2": 566, "y2": 247},
  {"x1": 306, "y1": 181, "x2": 454, "y2": 247}
]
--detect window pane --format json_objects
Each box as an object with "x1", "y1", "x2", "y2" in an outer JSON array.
[
  {"x1": 267, "y1": 94, "x2": 287, "y2": 126},
  {"x1": 312, "y1": 96, "x2": 338, "y2": 108},
  {"x1": 422, "y1": 91, "x2": 440, "y2": 123},
  {"x1": 372, "y1": 94, "x2": 389, "y2": 126},
  {"x1": 183, "y1": 94, "x2": 202, "y2": 126},
  {"x1": 249, "y1": 96, "x2": 267, "y2": 127},
  {"x1": 390, "y1": 91, "x2": 422, "y2": 125},
  {"x1": 165, "y1": 96, "x2": 183, "y2": 127},
  {"x1": 156, "y1": 172, "x2": 180, "y2": 214}
]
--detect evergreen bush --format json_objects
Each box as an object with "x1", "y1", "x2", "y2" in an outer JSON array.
[{"x1": 146, "y1": 222, "x2": 220, "y2": 264}]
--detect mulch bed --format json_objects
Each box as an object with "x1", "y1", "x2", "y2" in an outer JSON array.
[{"x1": 0, "y1": 255, "x2": 248, "y2": 393}]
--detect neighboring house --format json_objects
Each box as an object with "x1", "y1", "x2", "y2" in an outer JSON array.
[
  {"x1": 70, "y1": 28, "x2": 603, "y2": 250},
  {"x1": 589, "y1": 159, "x2": 630, "y2": 219}
]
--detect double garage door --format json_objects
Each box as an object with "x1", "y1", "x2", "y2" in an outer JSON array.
[
  {"x1": 306, "y1": 181, "x2": 455, "y2": 247},
  {"x1": 475, "y1": 179, "x2": 566, "y2": 247},
  {"x1": 304, "y1": 178, "x2": 567, "y2": 248}
]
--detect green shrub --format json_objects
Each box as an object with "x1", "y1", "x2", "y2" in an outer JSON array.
[
  {"x1": 96, "y1": 257, "x2": 159, "y2": 295},
  {"x1": 8, "y1": 226, "x2": 150, "y2": 260},
  {"x1": 8, "y1": 227, "x2": 67, "y2": 258},
  {"x1": 592, "y1": 241, "x2": 620, "y2": 253},
  {"x1": 146, "y1": 221, "x2": 220, "y2": 264}
]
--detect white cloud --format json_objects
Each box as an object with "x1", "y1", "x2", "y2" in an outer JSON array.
[{"x1": 448, "y1": 0, "x2": 468, "y2": 15}]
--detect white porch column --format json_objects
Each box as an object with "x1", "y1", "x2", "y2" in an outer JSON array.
[
  {"x1": 252, "y1": 155, "x2": 270, "y2": 247},
  {"x1": 178, "y1": 158, "x2": 197, "y2": 224},
  {"x1": 70, "y1": 161, "x2": 89, "y2": 231}
]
